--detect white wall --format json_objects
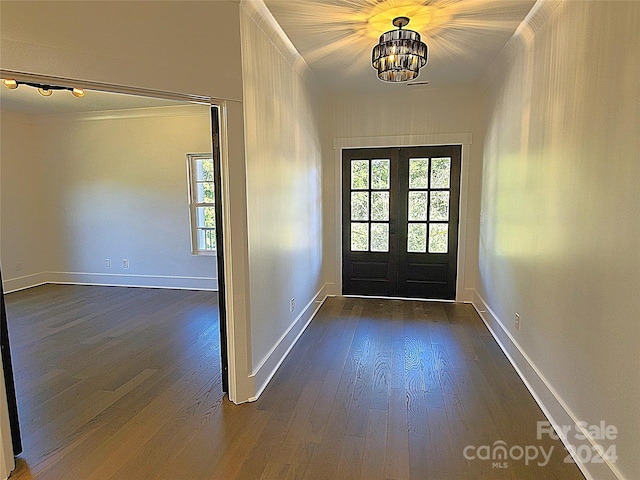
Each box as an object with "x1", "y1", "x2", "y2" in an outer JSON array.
[
  {"x1": 0, "y1": 1, "x2": 243, "y2": 102},
  {"x1": 240, "y1": 1, "x2": 325, "y2": 396},
  {"x1": 1, "y1": 106, "x2": 215, "y2": 291},
  {"x1": 0, "y1": 0, "x2": 257, "y2": 405},
  {"x1": 478, "y1": 1, "x2": 640, "y2": 479},
  {"x1": 0, "y1": 111, "x2": 49, "y2": 289},
  {"x1": 0, "y1": 105, "x2": 216, "y2": 292},
  {"x1": 323, "y1": 86, "x2": 484, "y2": 300}
]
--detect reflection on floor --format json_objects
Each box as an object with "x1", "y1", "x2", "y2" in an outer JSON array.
[{"x1": 5, "y1": 285, "x2": 583, "y2": 479}]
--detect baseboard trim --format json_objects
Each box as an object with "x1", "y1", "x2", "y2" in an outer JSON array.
[
  {"x1": 324, "y1": 281, "x2": 339, "y2": 297},
  {"x1": 3, "y1": 271, "x2": 217, "y2": 293},
  {"x1": 49, "y1": 272, "x2": 217, "y2": 291},
  {"x1": 458, "y1": 287, "x2": 475, "y2": 303},
  {"x1": 3, "y1": 272, "x2": 49, "y2": 294},
  {"x1": 471, "y1": 290, "x2": 624, "y2": 480},
  {"x1": 343, "y1": 294, "x2": 457, "y2": 303},
  {"x1": 323, "y1": 284, "x2": 475, "y2": 304},
  {"x1": 249, "y1": 283, "x2": 329, "y2": 402}
]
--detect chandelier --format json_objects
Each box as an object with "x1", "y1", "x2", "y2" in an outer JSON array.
[{"x1": 371, "y1": 16, "x2": 428, "y2": 82}]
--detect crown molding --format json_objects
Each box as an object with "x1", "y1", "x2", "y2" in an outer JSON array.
[
  {"x1": 240, "y1": 0, "x2": 316, "y2": 87},
  {"x1": 4, "y1": 103, "x2": 209, "y2": 125},
  {"x1": 479, "y1": 0, "x2": 563, "y2": 92}
]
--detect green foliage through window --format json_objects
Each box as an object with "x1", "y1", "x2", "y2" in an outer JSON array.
[
  {"x1": 409, "y1": 158, "x2": 429, "y2": 189},
  {"x1": 351, "y1": 160, "x2": 369, "y2": 189},
  {"x1": 431, "y1": 157, "x2": 451, "y2": 189},
  {"x1": 188, "y1": 154, "x2": 216, "y2": 253},
  {"x1": 371, "y1": 159, "x2": 390, "y2": 189}
]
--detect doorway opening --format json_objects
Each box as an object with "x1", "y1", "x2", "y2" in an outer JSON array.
[
  {"x1": 342, "y1": 145, "x2": 462, "y2": 300},
  {"x1": 0, "y1": 75, "x2": 230, "y2": 468}
]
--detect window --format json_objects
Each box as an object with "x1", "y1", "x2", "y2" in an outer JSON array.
[
  {"x1": 187, "y1": 153, "x2": 216, "y2": 254},
  {"x1": 349, "y1": 158, "x2": 391, "y2": 252}
]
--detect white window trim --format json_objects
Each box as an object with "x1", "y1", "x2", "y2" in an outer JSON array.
[{"x1": 186, "y1": 153, "x2": 216, "y2": 255}]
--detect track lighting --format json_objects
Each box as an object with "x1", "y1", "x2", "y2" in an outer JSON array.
[{"x1": 1, "y1": 79, "x2": 86, "y2": 98}]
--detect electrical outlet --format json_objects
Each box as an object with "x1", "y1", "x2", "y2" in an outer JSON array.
[
  {"x1": 290, "y1": 297, "x2": 295, "y2": 313},
  {"x1": 515, "y1": 313, "x2": 521, "y2": 331},
  {"x1": 15, "y1": 262, "x2": 22, "y2": 272},
  {"x1": 122, "y1": 259, "x2": 129, "y2": 269},
  {"x1": 105, "y1": 259, "x2": 111, "y2": 268}
]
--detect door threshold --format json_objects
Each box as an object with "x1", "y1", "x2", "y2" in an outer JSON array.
[{"x1": 342, "y1": 294, "x2": 459, "y2": 303}]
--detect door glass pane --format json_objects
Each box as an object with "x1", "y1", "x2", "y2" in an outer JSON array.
[
  {"x1": 351, "y1": 222, "x2": 369, "y2": 251},
  {"x1": 429, "y1": 191, "x2": 450, "y2": 221},
  {"x1": 371, "y1": 192, "x2": 389, "y2": 221},
  {"x1": 371, "y1": 223, "x2": 389, "y2": 252},
  {"x1": 407, "y1": 223, "x2": 427, "y2": 253},
  {"x1": 429, "y1": 223, "x2": 448, "y2": 253},
  {"x1": 371, "y1": 159, "x2": 390, "y2": 189},
  {"x1": 431, "y1": 157, "x2": 451, "y2": 189},
  {"x1": 409, "y1": 158, "x2": 429, "y2": 189},
  {"x1": 408, "y1": 191, "x2": 428, "y2": 221},
  {"x1": 351, "y1": 160, "x2": 369, "y2": 189},
  {"x1": 351, "y1": 192, "x2": 369, "y2": 220}
]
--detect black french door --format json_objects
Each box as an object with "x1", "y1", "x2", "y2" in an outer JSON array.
[
  {"x1": 342, "y1": 145, "x2": 461, "y2": 300},
  {"x1": 210, "y1": 106, "x2": 229, "y2": 394}
]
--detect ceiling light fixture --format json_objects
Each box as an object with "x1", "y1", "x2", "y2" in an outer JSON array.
[
  {"x1": 372, "y1": 16, "x2": 428, "y2": 82},
  {"x1": 1, "y1": 79, "x2": 86, "y2": 98}
]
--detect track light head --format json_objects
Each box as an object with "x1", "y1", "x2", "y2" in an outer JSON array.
[{"x1": 2, "y1": 79, "x2": 18, "y2": 89}]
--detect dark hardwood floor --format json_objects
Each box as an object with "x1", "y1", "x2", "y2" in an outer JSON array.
[{"x1": 4, "y1": 284, "x2": 584, "y2": 479}]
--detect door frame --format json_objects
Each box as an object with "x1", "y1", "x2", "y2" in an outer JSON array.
[
  {"x1": 1, "y1": 266, "x2": 20, "y2": 474},
  {"x1": 332, "y1": 133, "x2": 473, "y2": 302}
]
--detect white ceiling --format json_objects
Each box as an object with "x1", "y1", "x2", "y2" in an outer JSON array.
[
  {"x1": 0, "y1": 84, "x2": 185, "y2": 116},
  {"x1": 0, "y1": 0, "x2": 536, "y2": 114},
  {"x1": 263, "y1": 0, "x2": 536, "y2": 92}
]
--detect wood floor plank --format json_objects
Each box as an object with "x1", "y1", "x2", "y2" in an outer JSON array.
[
  {"x1": 369, "y1": 318, "x2": 392, "y2": 411},
  {"x1": 335, "y1": 435, "x2": 365, "y2": 479},
  {"x1": 277, "y1": 379, "x2": 323, "y2": 461},
  {"x1": 385, "y1": 387, "x2": 410, "y2": 479},
  {"x1": 360, "y1": 408, "x2": 388, "y2": 480},
  {"x1": 345, "y1": 318, "x2": 379, "y2": 437},
  {"x1": 4, "y1": 287, "x2": 585, "y2": 480},
  {"x1": 306, "y1": 368, "x2": 342, "y2": 443},
  {"x1": 425, "y1": 405, "x2": 460, "y2": 477}
]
